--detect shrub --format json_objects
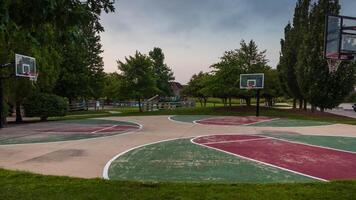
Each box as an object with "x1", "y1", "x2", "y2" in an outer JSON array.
[
  {"x1": 23, "y1": 93, "x2": 68, "y2": 121},
  {"x1": 345, "y1": 92, "x2": 356, "y2": 103}
]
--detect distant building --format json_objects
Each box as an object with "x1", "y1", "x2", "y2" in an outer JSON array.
[{"x1": 170, "y1": 82, "x2": 184, "y2": 101}]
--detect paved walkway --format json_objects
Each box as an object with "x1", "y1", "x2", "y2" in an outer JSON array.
[{"x1": 0, "y1": 115, "x2": 355, "y2": 178}]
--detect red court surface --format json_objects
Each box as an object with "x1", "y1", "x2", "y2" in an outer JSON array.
[
  {"x1": 36, "y1": 125, "x2": 140, "y2": 134},
  {"x1": 194, "y1": 116, "x2": 275, "y2": 126},
  {"x1": 192, "y1": 135, "x2": 356, "y2": 181}
]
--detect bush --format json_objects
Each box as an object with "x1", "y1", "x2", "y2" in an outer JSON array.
[
  {"x1": 23, "y1": 93, "x2": 68, "y2": 121},
  {"x1": 345, "y1": 92, "x2": 356, "y2": 103}
]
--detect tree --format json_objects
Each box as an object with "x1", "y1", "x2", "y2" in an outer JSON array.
[
  {"x1": 304, "y1": 0, "x2": 355, "y2": 111},
  {"x1": 278, "y1": 22, "x2": 303, "y2": 109},
  {"x1": 103, "y1": 73, "x2": 124, "y2": 101},
  {"x1": 118, "y1": 51, "x2": 158, "y2": 112},
  {"x1": 212, "y1": 40, "x2": 270, "y2": 106},
  {"x1": 262, "y1": 69, "x2": 283, "y2": 107},
  {"x1": 149, "y1": 47, "x2": 175, "y2": 96},
  {"x1": 0, "y1": 0, "x2": 115, "y2": 124},
  {"x1": 183, "y1": 72, "x2": 211, "y2": 107}
]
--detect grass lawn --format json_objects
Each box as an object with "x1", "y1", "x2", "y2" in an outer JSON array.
[
  {"x1": 46, "y1": 105, "x2": 356, "y2": 125},
  {"x1": 1, "y1": 168, "x2": 355, "y2": 200}
]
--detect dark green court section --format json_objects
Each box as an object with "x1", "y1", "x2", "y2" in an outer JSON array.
[
  {"x1": 262, "y1": 133, "x2": 356, "y2": 152},
  {"x1": 0, "y1": 119, "x2": 140, "y2": 145},
  {"x1": 170, "y1": 115, "x2": 332, "y2": 127},
  {"x1": 108, "y1": 139, "x2": 314, "y2": 183},
  {"x1": 250, "y1": 119, "x2": 332, "y2": 127}
]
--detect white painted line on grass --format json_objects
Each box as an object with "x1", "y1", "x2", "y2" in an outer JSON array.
[{"x1": 191, "y1": 136, "x2": 328, "y2": 182}]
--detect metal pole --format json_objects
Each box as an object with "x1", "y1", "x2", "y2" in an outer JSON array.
[
  {"x1": 0, "y1": 78, "x2": 4, "y2": 128},
  {"x1": 256, "y1": 89, "x2": 260, "y2": 117}
]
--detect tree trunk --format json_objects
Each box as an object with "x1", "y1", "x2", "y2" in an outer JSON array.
[
  {"x1": 247, "y1": 98, "x2": 251, "y2": 106},
  {"x1": 138, "y1": 99, "x2": 142, "y2": 112},
  {"x1": 228, "y1": 98, "x2": 232, "y2": 107},
  {"x1": 40, "y1": 116, "x2": 48, "y2": 121},
  {"x1": 199, "y1": 98, "x2": 203, "y2": 107},
  {"x1": 299, "y1": 99, "x2": 303, "y2": 109},
  {"x1": 320, "y1": 107, "x2": 324, "y2": 112},
  {"x1": 15, "y1": 103, "x2": 22, "y2": 123},
  {"x1": 293, "y1": 99, "x2": 297, "y2": 109},
  {"x1": 303, "y1": 99, "x2": 307, "y2": 110},
  {"x1": 204, "y1": 98, "x2": 207, "y2": 107},
  {"x1": 311, "y1": 105, "x2": 316, "y2": 113}
]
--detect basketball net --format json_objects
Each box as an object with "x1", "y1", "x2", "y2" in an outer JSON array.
[
  {"x1": 247, "y1": 85, "x2": 254, "y2": 90},
  {"x1": 327, "y1": 59, "x2": 341, "y2": 73},
  {"x1": 28, "y1": 73, "x2": 38, "y2": 85}
]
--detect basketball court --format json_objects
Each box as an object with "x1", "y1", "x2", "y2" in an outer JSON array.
[
  {"x1": 170, "y1": 115, "x2": 333, "y2": 127},
  {"x1": 0, "y1": 119, "x2": 142, "y2": 145}
]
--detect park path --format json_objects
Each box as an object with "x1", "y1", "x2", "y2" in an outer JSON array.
[{"x1": 0, "y1": 115, "x2": 355, "y2": 178}]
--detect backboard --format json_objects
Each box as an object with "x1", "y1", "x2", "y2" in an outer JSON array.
[
  {"x1": 325, "y1": 15, "x2": 356, "y2": 61},
  {"x1": 15, "y1": 54, "x2": 36, "y2": 78},
  {"x1": 240, "y1": 73, "x2": 264, "y2": 89}
]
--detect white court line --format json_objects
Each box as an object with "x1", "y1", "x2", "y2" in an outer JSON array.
[
  {"x1": 91, "y1": 125, "x2": 119, "y2": 134},
  {"x1": 191, "y1": 136, "x2": 328, "y2": 182},
  {"x1": 194, "y1": 116, "x2": 280, "y2": 126},
  {"x1": 200, "y1": 137, "x2": 270, "y2": 145},
  {"x1": 243, "y1": 118, "x2": 280, "y2": 126},
  {"x1": 0, "y1": 121, "x2": 144, "y2": 147},
  {"x1": 102, "y1": 136, "x2": 193, "y2": 180},
  {"x1": 263, "y1": 135, "x2": 356, "y2": 155},
  {"x1": 167, "y1": 116, "x2": 196, "y2": 125}
]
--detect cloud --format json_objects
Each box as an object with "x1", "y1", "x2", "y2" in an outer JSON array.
[{"x1": 100, "y1": 0, "x2": 356, "y2": 83}]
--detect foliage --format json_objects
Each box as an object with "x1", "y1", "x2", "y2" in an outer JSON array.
[
  {"x1": 23, "y1": 92, "x2": 68, "y2": 120},
  {"x1": 185, "y1": 40, "x2": 280, "y2": 107},
  {"x1": 278, "y1": 0, "x2": 355, "y2": 110},
  {"x1": 149, "y1": 47, "x2": 175, "y2": 96},
  {"x1": 118, "y1": 51, "x2": 158, "y2": 112},
  {"x1": 0, "y1": 0, "x2": 115, "y2": 122},
  {"x1": 103, "y1": 73, "x2": 123, "y2": 101},
  {"x1": 183, "y1": 72, "x2": 212, "y2": 107}
]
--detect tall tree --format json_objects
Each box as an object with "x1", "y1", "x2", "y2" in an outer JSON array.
[
  {"x1": 212, "y1": 40, "x2": 270, "y2": 106},
  {"x1": 182, "y1": 72, "x2": 211, "y2": 107},
  {"x1": 305, "y1": 0, "x2": 354, "y2": 111},
  {"x1": 149, "y1": 47, "x2": 175, "y2": 97},
  {"x1": 118, "y1": 51, "x2": 158, "y2": 112}
]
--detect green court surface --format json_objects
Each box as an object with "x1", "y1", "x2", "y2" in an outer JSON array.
[
  {"x1": 170, "y1": 115, "x2": 332, "y2": 127},
  {"x1": 107, "y1": 135, "x2": 356, "y2": 183},
  {"x1": 262, "y1": 133, "x2": 356, "y2": 152},
  {"x1": 0, "y1": 119, "x2": 141, "y2": 145},
  {"x1": 249, "y1": 119, "x2": 332, "y2": 127},
  {"x1": 108, "y1": 139, "x2": 314, "y2": 183}
]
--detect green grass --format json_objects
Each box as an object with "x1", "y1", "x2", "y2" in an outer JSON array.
[
  {"x1": 1, "y1": 168, "x2": 356, "y2": 200},
  {"x1": 43, "y1": 105, "x2": 356, "y2": 125}
]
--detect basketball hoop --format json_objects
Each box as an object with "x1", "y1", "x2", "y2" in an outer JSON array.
[
  {"x1": 28, "y1": 73, "x2": 38, "y2": 85},
  {"x1": 327, "y1": 59, "x2": 341, "y2": 73}
]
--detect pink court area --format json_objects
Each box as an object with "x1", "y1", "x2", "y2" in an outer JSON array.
[
  {"x1": 192, "y1": 135, "x2": 356, "y2": 181},
  {"x1": 194, "y1": 116, "x2": 274, "y2": 126},
  {"x1": 36, "y1": 125, "x2": 140, "y2": 134}
]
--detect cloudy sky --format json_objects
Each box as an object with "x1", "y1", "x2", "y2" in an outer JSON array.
[{"x1": 100, "y1": 0, "x2": 356, "y2": 84}]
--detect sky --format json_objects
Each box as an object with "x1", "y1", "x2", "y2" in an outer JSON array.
[{"x1": 100, "y1": 0, "x2": 356, "y2": 84}]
